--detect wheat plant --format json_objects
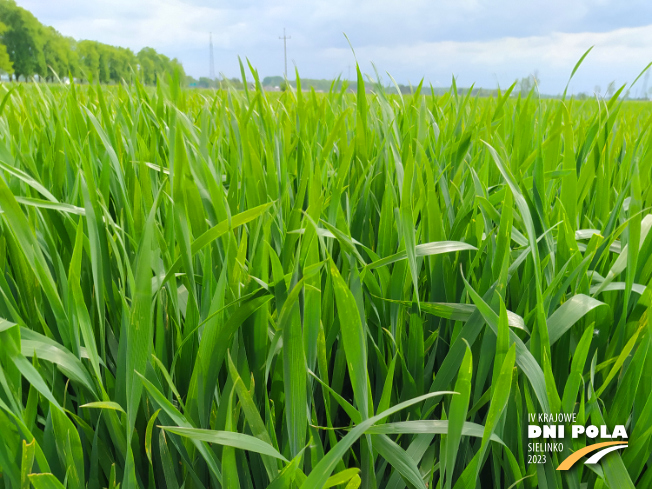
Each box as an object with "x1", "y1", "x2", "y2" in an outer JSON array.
[{"x1": 0, "y1": 61, "x2": 651, "y2": 489}]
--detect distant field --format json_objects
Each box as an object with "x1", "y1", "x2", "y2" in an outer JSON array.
[{"x1": 0, "y1": 72, "x2": 651, "y2": 489}]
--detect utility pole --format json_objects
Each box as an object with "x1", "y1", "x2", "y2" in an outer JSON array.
[
  {"x1": 209, "y1": 32, "x2": 215, "y2": 81},
  {"x1": 279, "y1": 28, "x2": 291, "y2": 79}
]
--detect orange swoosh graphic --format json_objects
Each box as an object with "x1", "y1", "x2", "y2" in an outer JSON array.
[{"x1": 557, "y1": 442, "x2": 628, "y2": 470}]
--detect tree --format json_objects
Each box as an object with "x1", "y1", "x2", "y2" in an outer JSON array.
[
  {"x1": 77, "y1": 40, "x2": 99, "y2": 82},
  {"x1": 65, "y1": 36, "x2": 79, "y2": 79},
  {"x1": 137, "y1": 47, "x2": 185, "y2": 86},
  {"x1": 41, "y1": 26, "x2": 69, "y2": 81},
  {"x1": 97, "y1": 43, "x2": 110, "y2": 83},
  {"x1": 108, "y1": 47, "x2": 136, "y2": 83},
  {"x1": 0, "y1": 21, "x2": 13, "y2": 75},
  {"x1": 196, "y1": 76, "x2": 218, "y2": 88},
  {"x1": 168, "y1": 57, "x2": 185, "y2": 82},
  {"x1": 0, "y1": 0, "x2": 46, "y2": 80},
  {"x1": 518, "y1": 76, "x2": 533, "y2": 96},
  {"x1": 532, "y1": 70, "x2": 540, "y2": 88},
  {"x1": 137, "y1": 47, "x2": 158, "y2": 85},
  {"x1": 0, "y1": 0, "x2": 184, "y2": 84}
]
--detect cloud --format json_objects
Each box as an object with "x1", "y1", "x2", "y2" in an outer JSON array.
[
  {"x1": 320, "y1": 25, "x2": 652, "y2": 93},
  {"x1": 15, "y1": 0, "x2": 652, "y2": 93}
]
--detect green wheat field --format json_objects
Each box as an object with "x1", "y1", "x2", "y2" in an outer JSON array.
[{"x1": 1, "y1": 61, "x2": 652, "y2": 489}]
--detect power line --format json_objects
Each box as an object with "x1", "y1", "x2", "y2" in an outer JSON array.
[
  {"x1": 209, "y1": 32, "x2": 215, "y2": 80},
  {"x1": 279, "y1": 28, "x2": 291, "y2": 79}
]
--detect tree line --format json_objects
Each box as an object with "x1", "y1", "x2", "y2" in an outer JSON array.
[{"x1": 0, "y1": 0, "x2": 185, "y2": 84}]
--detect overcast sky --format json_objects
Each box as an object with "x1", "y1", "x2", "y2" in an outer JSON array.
[{"x1": 16, "y1": 0, "x2": 652, "y2": 95}]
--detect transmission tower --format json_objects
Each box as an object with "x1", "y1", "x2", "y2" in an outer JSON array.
[
  {"x1": 209, "y1": 32, "x2": 215, "y2": 81},
  {"x1": 279, "y1": 28, "x2": 291, "y2": 79}
]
